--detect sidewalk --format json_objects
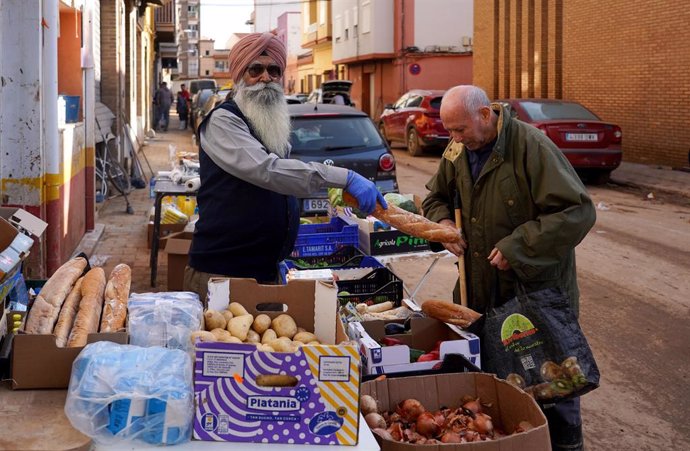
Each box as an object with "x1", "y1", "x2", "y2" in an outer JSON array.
[
  {"x1": 610, "y1": 161, "x2": 690, "y2": 199},
  {"x1": 84, "y1": 115, "x2": 690, "y2": 294},
  {"x1": 89, "y1": 115, "x2": 196, "y2": 293}
]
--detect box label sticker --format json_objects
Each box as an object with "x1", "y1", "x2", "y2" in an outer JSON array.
[
  {"x1": 203, "y1": 352, "x2": 244, "y2": 377},
  {"x1": 318, "y1": 355, "x2": 350, "y2": 382}
]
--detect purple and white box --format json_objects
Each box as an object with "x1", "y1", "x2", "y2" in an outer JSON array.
[{"x1": 193, "y1": 342, "x2": 361, "y2": 446}]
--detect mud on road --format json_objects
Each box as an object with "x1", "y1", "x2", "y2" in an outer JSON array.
[{"x1": 390, "y1": 148, "x2": 690, "y2": 450}]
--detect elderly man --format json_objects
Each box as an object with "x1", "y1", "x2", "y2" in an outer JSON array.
[
  {"x1": 184, "y1": 32, "x2": 386, "y2": 301},
  {"x1": 423, "y1": 85, "x2": 596, "y2": 451}
]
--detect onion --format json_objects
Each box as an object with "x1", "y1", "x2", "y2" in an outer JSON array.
[
  {"x1": 440, "y1": 431, "x2": 463, "y2": 443},
  {"x1": 365, "y1": 412, "x2": 386, "y2": 430},
  {"x1": 470, "y1": 412, "x2": 494, "y2": 435},
  {"x1": 462, "y1": 397, "x2": 482, "y2": 414},
  {"x1": 415, "y1": 411, "x2": 440, "y2": 438},
  {"x1": 360, "y1": 395, "x2": 379, "y2": 416},
  {"x1": 396, "y1": 398, "x2": 426, "y2": 422},
  {"x1": 372, "y1": 428, "x2": 393, "y2": 441},
  {"x1": 387, "y1": 422, "x2": 404, "y2": 441},
  {"x1": 432, "y1": 410, "x2": 446, "y2": 428}
]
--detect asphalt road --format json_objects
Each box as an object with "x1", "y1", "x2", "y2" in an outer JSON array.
[{"x1": 388, "y1": 146, "x2": 690, "y2": 451}]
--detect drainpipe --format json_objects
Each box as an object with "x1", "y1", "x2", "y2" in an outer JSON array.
[
  {"x1": 43, "y1": 0, "x2": 60, "y2": 274},
  {"x1": 82, "y1": 1, "x2": 96, "y2": 231}
]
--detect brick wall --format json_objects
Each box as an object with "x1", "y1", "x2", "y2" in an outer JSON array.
[
  {"x1": 100, "y1": 0, "x2": 120, "y2": 115},
  {"x1": 474, "y1": 0, "x2": 690, "y2": 167}
]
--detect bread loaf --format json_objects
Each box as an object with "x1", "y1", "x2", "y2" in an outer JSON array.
[
  {"x1": 100, "y1": 264, "x2": 131, "y2": 332},
  {"x1": 24, "y1": 256, "x2": 88, "y2": 334},
  {"x1": 342, "y1": 193, "x2": 460, "y2": 243},
  {"x1": 53, "y1": 278, "x2": 83, "y2": 347},
  {"x1": 67, "y1": 267, "x2": 106, "y2": 347},
  {"x1": 421, "y1": 299, "x2": 482, "y2": 328}
]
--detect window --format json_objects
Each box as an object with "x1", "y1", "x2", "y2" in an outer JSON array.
[
  {"x1": 205, "y1": 50, "x2": 210, "y2": 56},
  {"x1": 205, "y1": 70, "x2": 209, "y2": 75},
  {"x1": 362, "y1": 1, "x2": 371, "y2": 34}
]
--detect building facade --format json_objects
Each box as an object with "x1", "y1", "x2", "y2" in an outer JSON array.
[
  {"x1": 332, "y1": 0, "x2": 473, "y2": 119},
  {"x1": 474, "y1": 0, "x2": 690, "y2": 167}
]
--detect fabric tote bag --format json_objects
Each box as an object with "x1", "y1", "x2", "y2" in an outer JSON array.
[{"x1": 471, "y1": 285, "x2": 600, "y2": 404}]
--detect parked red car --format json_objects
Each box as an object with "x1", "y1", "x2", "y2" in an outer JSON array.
[
  {"x1": 497, "y1": 99, "x2": 622, "y2": 184},
  {"x1": 378, "y1": 89, "x2": 449, "y2": 156}
]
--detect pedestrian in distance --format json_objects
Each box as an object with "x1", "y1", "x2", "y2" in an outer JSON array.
[
  {"x1": 184, "y1": 32, "x2": 387, "y2": 302},
  {"x1": 422, "y1": 85, "x2": 596, "y2": 451},
  {"x1": 176, "y1": 90, "x2": 189, "y2": 130},
  {"x1": 178, "y1": 83, "x2": 191, "y2": 130},
  {"x1": 153, "y1": 81, "x2": 174, "y2": 131}
]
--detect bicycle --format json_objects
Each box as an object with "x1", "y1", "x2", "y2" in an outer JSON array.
[{"x1": 95, "y1": 136, "x2": 134, "y2": 214}]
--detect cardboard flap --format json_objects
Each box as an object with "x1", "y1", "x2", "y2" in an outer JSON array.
[
  {"x1": 0, "y1": 208, "x2": 48, "y2": 238},
  {"x1": 229, "y1": 278, "x2": 337, "y2": 344}
]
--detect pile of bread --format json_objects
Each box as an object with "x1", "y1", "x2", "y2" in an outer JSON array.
[{"x1": 23, "y1": 257, "x2": 131, "y2": 347}]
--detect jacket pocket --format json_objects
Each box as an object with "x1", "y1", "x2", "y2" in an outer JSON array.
[{"x1": 498, "y1": 176, "x2": 528, "y2": 227}]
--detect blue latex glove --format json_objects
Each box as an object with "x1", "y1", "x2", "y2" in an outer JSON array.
[{"x1": 345, "y1": 170, "x2": 388, "y2": 215}]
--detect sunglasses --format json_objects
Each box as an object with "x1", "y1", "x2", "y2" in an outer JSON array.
[{"x1": 246, "y1": 63, "x2": 282, "y2": 79}]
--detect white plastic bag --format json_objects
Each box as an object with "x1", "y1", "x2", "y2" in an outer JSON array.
[
  {"x1": 64, "y1": 341, "x2": 193, "y2": 446},
  {"x1": 128, "y1": 291, "x2": 202, "y2": 352}
]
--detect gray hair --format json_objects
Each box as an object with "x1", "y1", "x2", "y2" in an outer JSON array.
[{"x1": 444, "y1": 85, "x2": 490, "y2": 115}]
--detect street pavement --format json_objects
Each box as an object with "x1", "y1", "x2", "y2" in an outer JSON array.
[{"x1": 85, "y1": 113, "x2": 690, "y2": 294}]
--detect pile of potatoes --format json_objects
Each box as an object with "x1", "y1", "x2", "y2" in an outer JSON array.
[{"x1": 190, "y1": 302, "x2": 321, "y2": 353}]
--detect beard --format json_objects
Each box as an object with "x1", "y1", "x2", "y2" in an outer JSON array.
[{"x1": 234, "y1": 80, "x2": 291, "y2": 158}]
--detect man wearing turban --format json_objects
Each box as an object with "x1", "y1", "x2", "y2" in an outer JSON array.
[{"x1": 184, "y1": 32, "x2": 387, "y2": 301}]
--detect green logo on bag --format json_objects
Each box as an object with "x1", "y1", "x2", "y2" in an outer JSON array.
[{"x1": 501, "y1": 314, "x2": 537, "y2": 346}]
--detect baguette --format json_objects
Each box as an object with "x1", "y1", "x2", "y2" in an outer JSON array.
[
  {"x1": 342, "y1": 193, "x2": 460, "y2": 243},
  {"x1": 100, "y1": 264, "x2": 131, "y2": 332},
  {"x1": 421, "y1": 299, "x2": 482, "y2": 328},
  {"x1": 53, "y1": 277, "x2": 83, "y2": 347},
  {"x1": 67, "y1": 267, "x2": 106, "y2": 347},
  {"x1": 24, "y1": 256, "x2": 88, "y2": 334}
]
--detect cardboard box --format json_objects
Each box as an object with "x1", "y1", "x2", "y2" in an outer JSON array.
[
  {"x1": 193, "y1": 278, "x2": 361, "y2": 445},
  {"x1": 164, "y1": 231, "x2": 194, "y2": 291},
  {"x1": 339, "y1": 195, "x2": 431, "y2": 255},
  {"x1": 0, "y1": 208, "x2": 48, "y2": 281},
  {"x1": 147, "y1": 222, "x2": 186, "y2": 250},
  {"x1": 11, "y1": 331, "x2": 127, "y2": 389},
  {"x1": 348, "y1": 317, "x2": 481, "y2": 375},
  {"x1": 361, "y1": 372, "x2": 551, "y2": 450}
]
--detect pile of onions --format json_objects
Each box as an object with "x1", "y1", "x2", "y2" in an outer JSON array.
[{"x1": 360, "y1": 394, "x2": 533, "y2": 444}]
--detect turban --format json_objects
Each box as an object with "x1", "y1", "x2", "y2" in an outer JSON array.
[{"x1": 228, "y1": 32, "x2": 287, "y2": 84}]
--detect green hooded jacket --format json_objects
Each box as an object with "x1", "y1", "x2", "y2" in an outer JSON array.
[{"x1": 423, "y1": 104, "x2": 596, "y2": 315}]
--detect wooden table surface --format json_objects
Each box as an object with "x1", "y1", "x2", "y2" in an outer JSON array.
[{"x1": 0, "y1": 382, "x2": 91, "y2": 451}]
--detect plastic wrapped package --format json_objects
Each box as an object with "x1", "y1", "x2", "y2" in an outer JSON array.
[
  {"x1": 65, "y1": 341, "x2": 193, "y2": 446},
  {"x1": 128, "y1": 292, "x2": 202, "y2": 352}
]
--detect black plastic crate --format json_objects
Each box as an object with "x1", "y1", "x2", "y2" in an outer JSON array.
[
  {"x1": 336, "y1": 267, "x2": 403, "y2": 307},
  {"x1": 361, "y1": 353, "x2": 480, "y2": 382},
  {"x1": 284, "y1": 246, "x2": 382, "y2": 270}
]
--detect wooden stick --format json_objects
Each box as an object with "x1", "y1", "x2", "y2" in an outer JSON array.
[{"x1": 455, "y1": 207, "x2": 468, "y2": 307}]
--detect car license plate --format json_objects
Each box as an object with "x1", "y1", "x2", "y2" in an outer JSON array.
[
  {"x1": 565, "y1": 133, "x2": 598, "y2": 142},
  {"x1": 303, "y1": 199, "x2": 330, "y2": 212}
]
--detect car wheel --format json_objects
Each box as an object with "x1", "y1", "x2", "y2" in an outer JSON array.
[
  {"x1": 406, "y1": 128, "x2": 423, "y2": 156},
  {"x1": 378, "y1": 123, "x2": 391, "y2": 146}
]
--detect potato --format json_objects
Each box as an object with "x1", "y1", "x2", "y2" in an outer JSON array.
[
  {"x1": 271, "y1": 314, "x2": 297, "y2": 339},
  {"x1": 229, "y1": 302, "x2": 249, "y2": 317},
  {"x1": 257, "y1": 344, "x2": 275, "y2": 352},
  {"x1": 190, "y1": 330, "x2": 216, "y2": 344},
  {"x1": 252, "y1": 314, "x2": 272, "y2": 334},
  {"x1": 261, "y1": 329, "x2": 277, "y2": 344},
  {"x1": 210, "y1": 328, "x2": 234, "y2": 342},
  {"x1": 225, "y1": 336, "x2": 243, "y2": 344},
  {"x1": 306, "y1": 340, "x2": 321, "y2": 346},
  {"x1": 221, "y1": 310, "x2": 234, "y2": 324},
  {"x1": 204, "y1": 309, "x2": 227, "y2": 331},
  {"x1": 228, "y1": 314, "x2": 254, "y2": 341},
  {"x1": 293, "y1": 331, "x2": 318, "y2": 344},
  {"x1": 246, "y1": 329, "x2": 261, "y2": 344},
  {"x1": 296, "y1": 326, "x2": 306, "y2": 334},
  {"x1": 268, "y1": 338, "x2": 298, "y2": 353}
]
